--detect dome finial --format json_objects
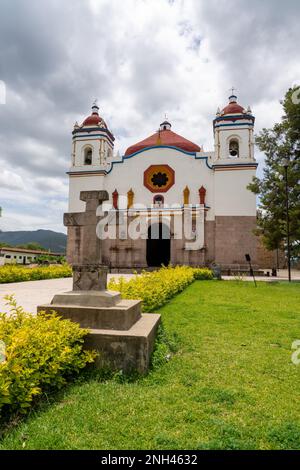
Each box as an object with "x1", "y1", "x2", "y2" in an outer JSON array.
[
  {"x1": 91, "y1": 99, "x2": 99, "y2": 115},
  {"x1": 228, "y1": 86, "x2": 238, "y2": 103}
]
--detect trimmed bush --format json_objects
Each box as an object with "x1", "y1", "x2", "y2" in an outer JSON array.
[
  {"x1": 0, "y1": 296, "x2": 95, "y2": 416},
  {"x1": 0, "y1": 264, "x2": 72, "y2": 284},
  {"x1": 108, "y1": 266, "x2": 213, "y2": 312}
]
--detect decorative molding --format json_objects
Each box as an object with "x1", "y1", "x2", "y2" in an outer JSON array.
[
  {"x1": 127, "y1": 188, "x2": 134, "y2": 209},
  {"x1": 144, "y1": 164, "x2": 175, "y2": 193},
  {"x1": 183, "y1": 186, "x2": 190, "y2": 205},
  {"x1": 106, "y1": 145, "x2": 213, "y2": 174},
  {"x1": 213, "y1": 163, "x2": 258, "y2": 171}
]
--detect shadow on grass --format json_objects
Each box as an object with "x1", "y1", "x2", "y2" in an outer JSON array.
[{"x1": 0, "y1": 321, "x2": 180, "y2": 441}]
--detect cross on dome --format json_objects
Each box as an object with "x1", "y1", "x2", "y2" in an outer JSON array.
[
  {"x1": 91, "y1": 99, "x2": 99, "y2": 115},
  {"x1": 228, "y1": 87, "x2": 238, "y2": 103}
]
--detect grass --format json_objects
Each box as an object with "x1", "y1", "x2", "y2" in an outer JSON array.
[{"x1": 1, "y1": 280, "x2": 300, "y2": 450}]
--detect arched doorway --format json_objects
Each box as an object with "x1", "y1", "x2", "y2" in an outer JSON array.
[{"x1": 146, "y1": 222, "x2": 170, "y2": 267}]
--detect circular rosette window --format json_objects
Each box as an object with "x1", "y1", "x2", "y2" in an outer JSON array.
[{"x1": 143, "y1": 164, "x2": 175, "y2": 193}]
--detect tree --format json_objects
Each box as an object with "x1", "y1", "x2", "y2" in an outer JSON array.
[
  {"x1": 248, "y1": 86, "x2": 300, "y2": 260},
  {"x1": 0, "y1": 242, "x2": 11, "y2": 248},
  {"x1": 16, "y1": 242, "x2": 48, "y2": 252}
]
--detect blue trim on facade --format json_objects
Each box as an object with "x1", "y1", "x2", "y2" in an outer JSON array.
[
  {"x1": 73, "y1": 127, "x2": 115, "y2": 142},
  {"x1": 214, "y1": 113, "x2": 254, "y2": 122},
  {"x1": 106, "y1": 145, "x2": 213, "y2": 174},
  {"x1": 213, "y1": 162, "x2": 258, "y2": 169},
  {"x1": 214, "y1": 122, "x2": 254, "y2": 128},
  {"x1": 67, "y1": 170, "x2": 107, "y2": 175},
  {"x1": 72, "y1": 133, "x2": 115, "y2": 147}
]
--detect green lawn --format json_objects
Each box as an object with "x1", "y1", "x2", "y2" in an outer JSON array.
[{"x1": 1, "y1": 280, "x2": 300, "y2": 450}]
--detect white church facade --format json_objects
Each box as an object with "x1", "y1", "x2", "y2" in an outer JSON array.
[{"x1": 66, "y1": 94, "x2": 258, "y2": 269}]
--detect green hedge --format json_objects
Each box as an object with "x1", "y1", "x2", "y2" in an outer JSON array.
[
  {"x1": 108, "y1": 266, "x2": 213, "y2": 312},
  {"x1": 0, "y1": 264, "x2": 72, "y2": 284},
  {"x1": 0, "y1": 296, "x2": 95, "y2": 416}
]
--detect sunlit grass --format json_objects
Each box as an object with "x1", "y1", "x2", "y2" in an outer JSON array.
[{"x1": 1, "y1": 280, "x2": 300, "y2": 450}]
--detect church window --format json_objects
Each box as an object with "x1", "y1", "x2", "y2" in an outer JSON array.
[
  {"x1": 153, "y1": 195, "x2": 164, "y2": 207},
  {"x1": 229, "y1": 139, "x2": 239, "y2": 158},
  {"x1": 151, "y1": 172, "x2": 169, "y2": 188},
  {"x1": 144, "y1": 164, "x2": 175, "y2": 193},
  {"x1": 84, "y1": 147, "x2": 93, "y2": 165}
]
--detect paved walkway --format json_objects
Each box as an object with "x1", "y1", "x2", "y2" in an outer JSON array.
[
  {"x1": 0, "y1": 274, "x2": 134, "y2": 314},
  {"x1": 223, "y1": 269, "x2": 300, "y2": 282},
  {"x1": 0, "y1": 270, "x2": 299, "y2": 314}
]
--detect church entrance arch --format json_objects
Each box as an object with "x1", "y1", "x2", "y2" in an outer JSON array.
[{"x1": 146, "y1": 222, "x2": 170, "y2": 267}]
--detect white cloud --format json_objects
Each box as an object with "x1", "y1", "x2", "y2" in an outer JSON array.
[
  {"x1": 0, "y1": 169, "x2": 24, "y2": 190},
  {"x1": 0, "y1": 0, "x2": 299, "y2": 231}
]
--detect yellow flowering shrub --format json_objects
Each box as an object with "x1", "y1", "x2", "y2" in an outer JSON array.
[
  {"x1": 0, "y1": 264, "x2": 72, "y2": 284},
  {"x1": 0, "y1": 296, "x2": 96, "y2": 415},
  {"x1": 108, "y1": 266, "x2": 213, "y2": 312}
]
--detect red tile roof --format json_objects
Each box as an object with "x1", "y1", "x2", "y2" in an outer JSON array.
[
  {"x1": 0, "y1": 247, "x2": 64, "y2": 256},
  {"x1": 125, "y1": 129, "x2": 200, "y2": 156},
  {"x1": 82, "y1": 113, "x2": 107, "y2": 127},
  {"x1": 222, "y1": 102, "x2": 245, "y2": 115}
]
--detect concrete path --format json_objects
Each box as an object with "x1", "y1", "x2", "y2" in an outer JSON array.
[
  {"x1": 0, "y1": 274, "x2": 135, "y2": 314},
  {"x1": 223, "y1": 269, "x2": 300, "y2": 282},
  {"x1": 0, "y1": 270, "x2": 299, "y2": 314}
]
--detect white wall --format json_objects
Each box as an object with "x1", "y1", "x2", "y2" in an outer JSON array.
[
  {"x1": 214, "y1": 169, "x2": 256, "y2": 216},
  {"x1": 69, "y1": 174, "x2": 106, "y2": 212},
  {"x1": 68, "y1": 147, "x2": 257, "y2": 219},
  {"x1": 0, "y1": 251, "x2": 38, "y2": 265},
  {"x1": 213, "y1": 115, "x2": 255, "y2": 162},
  {"x1": 103, "y1": 148, "x2": 216, "y2": 221}
]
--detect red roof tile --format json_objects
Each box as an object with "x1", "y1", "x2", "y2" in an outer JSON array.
[
  {"x1": 125, "y1": 129, "x2": 200, "y2": 156},
  {"x1": 82, "y1": 113, "x2": 107, "y2": 127},
  {"x1": 222, "y1": 102, "x2": 245, "y2": 115}
]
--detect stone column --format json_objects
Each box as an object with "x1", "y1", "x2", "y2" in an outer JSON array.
[{"x1": 64, "y1": 190, "x2": 109, "y2": 291}]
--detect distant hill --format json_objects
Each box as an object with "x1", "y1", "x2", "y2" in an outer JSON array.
[{"x1": 0, "y1": 230, "x2": 67, "y2": 253}]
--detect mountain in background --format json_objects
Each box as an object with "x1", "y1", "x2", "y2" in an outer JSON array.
[{"x1": 0, "y1": 230, "x2": 67, "y2": 253}]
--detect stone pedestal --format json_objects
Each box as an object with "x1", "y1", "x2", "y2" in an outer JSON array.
[
  {"x1": 72, "y1": 264, "x2": 108, "y2": 291},
  {"x1": 38, "y1": 285, "x2": 160, "y2": 373},
  {"x1": 37, "y1": 190, "x2": 160, "y2": 373}
]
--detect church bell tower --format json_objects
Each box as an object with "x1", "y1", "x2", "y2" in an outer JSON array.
[{"x1": 213, "y1": 92, "x2": 255, "y2": 163}]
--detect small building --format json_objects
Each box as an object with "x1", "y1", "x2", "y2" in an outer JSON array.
[{"x1": 0, "y1": 247, "x2": 63, "y2": 265}]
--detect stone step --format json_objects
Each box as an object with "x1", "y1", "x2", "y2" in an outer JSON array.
[
  {"x1": 38, "y1": 298, "x2": 142, "y2": 331},
  {"x1": 50, "y1": 290, "x2": 121, "y2": 308},
  {"x1": 85, "y1": 313, "x2": 161, "y2": 373}
]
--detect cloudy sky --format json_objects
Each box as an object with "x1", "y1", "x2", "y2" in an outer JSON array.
[{"x1": 0, "y1": 0, "x2": 299, "y2": 233}]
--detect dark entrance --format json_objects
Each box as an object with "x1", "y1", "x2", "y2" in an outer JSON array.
[{"x1": 146, "y1": 223, "x2": 170, "y2": 267}]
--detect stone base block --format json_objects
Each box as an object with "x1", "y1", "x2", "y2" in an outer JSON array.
[
  {"x1": 50, "y1": 290, "x2": 121, "y2": 308},
  {"x1": 38, "y1": 298, "x2": 142, "y2": 330},
  {"x1": 72, "y1": 264, "x2": 108, "y2": 291},
  {"x1": 85, "y1": 314, "x2": 161, "y2": 373}
]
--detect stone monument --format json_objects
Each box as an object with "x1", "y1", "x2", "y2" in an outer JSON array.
[{"x1": 38, "y1": 190, "x2": 160, "y2": 373}]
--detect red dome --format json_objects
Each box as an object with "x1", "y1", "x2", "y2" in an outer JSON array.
[
  {"x1": 81, "y1": 103, "x2": 108, "y2": 127},
  {"x1": 82, "y1": 113, "x2": 108, "y2": 127},
  {"x1": 83, "y1": 114, "x2": 101, "y2": 126},
  {"x1": 222, "y1": 102, "x2": 245, "y2": 115},
  {"x1": 222, "y1": 95, "x2": 245, "y2": 115},
  {"x1": 125, "y1": 128, "x2": 200, "y2": 156}
]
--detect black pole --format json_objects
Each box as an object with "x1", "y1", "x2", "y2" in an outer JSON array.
[
  {"x1": 284, "y1": 164, "x2": 291, "y2": 282},
  {"x1": 245, "y1": 254, "x2": 257, "y2": 287}
]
